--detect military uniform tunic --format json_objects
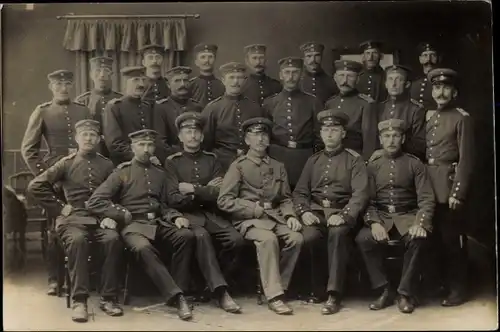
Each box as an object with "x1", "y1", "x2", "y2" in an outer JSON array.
[
  {"x1": 357, "y1": 65, "x2": 388, "y2": 102},
  {"x1": 154, "y1": 97, "x2": 203, "y2": 162},
  {"x1": 356, "y1": 151, "x2": 434, "y2": 296},
  {"x1": 217, "y1": 153, "x2": 303, "y2": 299},
  {"x1": 21, "y1": 100, "x2": 91, "y2": 175},
  {"x1": 189, "y1": 75, "x2": 225, "y2": 108},
  {"x1": 324, "y1": 90, "x2": 379, "y2": 160},
  {"x1": 378, "y1": 97, "x2": 427, "y2": 160},
  {"x1": 143, "y1": 76, "x2": 170, "y2": 103},
  {"x1": 263, "y1": 89, "x2": 323, "y2": 187},
  {"x1": 102, "y1": 96, "x2": 155, "y2": 165},
  {"x1": 201, "y1": 95, "x2": 267, "y2": 171},
  {"x1": 241, "y1": 73, "x2": 282, "y2": 105},
  {"x1": 27, "y1": 151, "x2": 121, "y2": 299},
  {"x1": 410, "y1": 75, "x2": 436, "y2": 110},
  {"x1": 300, "y1": 69, "x2": 339, "y2": 105}
]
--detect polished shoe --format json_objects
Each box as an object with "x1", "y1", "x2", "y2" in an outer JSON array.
[
  {"x1": 321, "y1": 294, "x2": 341, "y2": 315},
  {"x1": 307, "y1": 293, "x2": 322, "y2": 304},
  {"x1": 268, "y1": 298, "x2": 293, "y2": 315},
  {"x1": 369, "y1": 287, "x2": 394, "y2": 310},
  {"x1": 176, "y1": 295, "x2": 193, "y2": 321},
  {"x1": 397, "y1": 295, "x2": 415, "y2": 314},
  {"x1": 72, "y1": 301, "x2": 89, "y2": 323},
  {"x1": 218, "y1": 289, "x2": 241, "y2": 313},
  {"x1": 99, "y1": 297, "x2": 124, "y2": 316},
  {"x1": 441, "y1": 291, "x2": 466, "y2": 307},
  {"x1": 47, "y1": 282, "x2": 58, "y2": 296}
]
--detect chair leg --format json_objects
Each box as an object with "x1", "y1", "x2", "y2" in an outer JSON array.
[
  {"x1": 256, "y1": 264, "x2": 265, "y2": 305},
  {"x1": 64, "y1": 256, "x2": 71, "y2": 308},
  {"x1": 41, "y1": 222, "x2": 48, "y2": 261},
  {"x1": 122, "y1": 257, "x2": 130, "y2": 306}
]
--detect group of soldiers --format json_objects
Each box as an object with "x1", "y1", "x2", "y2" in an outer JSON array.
[{"x1": 21, "y1": 40, "x2": 472, "y2": 323}]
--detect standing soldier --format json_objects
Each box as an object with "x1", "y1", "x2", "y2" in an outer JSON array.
[
  {"x1": 299, "y1": 42, "x2": 339, "y2": 105},
  {"x1": 164, "y1": 112, "x2": 244, "y2": 313},
  {"x1": 263, "y1": 57, "x2": 323, "y2": 189},
  {"x1": 426, "y1": 68, "x2": 473, "y2": 307},
  {"x1": 75, "y1": 56, "x2": 123, "y2": 157},
  {"x1": 28, "y1": 120, "x2": 124, "y2": 322},
  {"x1": 218, "y1": 118, "x2": 304, "y2": 315},
  {"x1": 87, "y1": 129, "x2": 195, "y2": 321},
  {"x1": 410, "y1": 43, "x2": 440, "y2": 111},
  {"x1": 294, "y1": 110, "x2": 369, "y2": 315},
  {"x1": 325, "y1": 60, "x2": 378, "y2": 160},
  {"x1": 377, "y1": 65, "x2": 426, "y2": 160},
  {"x1": 241, "y1": 44, "x2": 282, "y2": 105},
  {"x1": 103, "y1": 66, "x2": 160, "y2": 166},
  {"x1": 190, "y1": 43, "x2": 225, "y2": 107},
  {"x1": 154, "y1": 66, "x2": 203, "y2": 162},
  {"x1": 201, "y1": 62, "x2": 266, "y2": 171},
  {"x1": 357, "y1": 40, "x2": 388, "y2": 102},
  {"x1": 356, "y1": 119, "x2": 434, "y2": 314},
  {"x1": 21, "y1": 69, "x2": 91, "y2": 296},
  {"x1": 140, "y1": 44, "x2": 170, "y2": 103}
]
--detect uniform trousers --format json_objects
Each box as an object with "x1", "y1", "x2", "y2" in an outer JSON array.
[
  {"x1": 57, "y1": 223, "x2": 122, "y2": 300},
  {"x1": 122, "y1": 224, "x2": 194, "y2": 302},
  {"x1": 242, "y1": 223, "x2": 303, "y2": 300},
  {"x1": 355, "y1": 226, "x2": 426, "y2": 297},
  {"x1": 301, "y1": 215, "x2": 352, "y2": 296},
  {"x1": 47, "y1": 187, "x2": 67, "y2": 284}
]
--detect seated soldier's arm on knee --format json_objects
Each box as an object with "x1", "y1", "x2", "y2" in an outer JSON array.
[
  {"x1": 412, "y1": 158, "x2": 435, "y2": 233},
  {"x1": 278, "y1": 164, "x2": 296, "y2": 223},
  {"x1": 159, "y1": 177, "x2": 183, "y2": 223},
  {"x1": 342, "y1": 156, "x2": 370, "y2": 226},
  {"x1": 292, "y1": 157, "x2": 315, "y2": 217}
]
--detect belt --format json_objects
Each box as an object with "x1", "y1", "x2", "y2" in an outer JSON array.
[
  {"x1": 272, "y1": 141, "x2": 313, "y2": 149},
  {"x1": 427, "y1": 158, "x2": 457, "y2": 166},
  {"x1": 314, "y1": 197, "x2": 346, "y2": 209},
  {"x1": 131, "y1": 212, "x2": 158, "y2": 220},
  {"x1": 258, "y1": 200, "x2": 276, "y2": 210},
  {"x1": 376, "y1": 204, "x2": 417, "y2": 214}
]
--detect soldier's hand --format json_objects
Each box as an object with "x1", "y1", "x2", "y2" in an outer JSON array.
[
  {"x1": 448, "y1": 197, "x2": 462, "y2": 210},
  {"x1": 239, "y1": 220, "x2": 254, "y2": 235},
  {"x1": 179, "y1": 182, "x2": 196, "y2": 195},
  {"x1": 369, "y1": 149, "x2": 385, "y2": 162},
  {"x1": 207, "y1": 177, "x2": 223, "y2": 187},
  {"x1": 254, "y1": 204, "x2": 265, "y2": 218},
  {"x1": 100, "y1": 217, "x2": 117, "y2": 230},
  {"x1": 370, "y1": 223, "x2": 388, "y2": 242},
  {"x1": 409, "y1": 225, "x2": 427, "y2": 239},
  {"x1": 301, "y1": 212, "x2": 319, "y2": 226},
  {"x1": 124, "y1": 210, "x2": 133, "y2": 223},
  {"x1": 150, "y1": 156, "x2": 162, "y2": 166},
  {"x1": 287, "y1": 217, "x2": 303, "y2": 232},
  {"x1": 61, "y1": 204, "x2": 73, "y2": 217},
  {"x1": 327, "y1": 214, "x2": 345, "y2": 227},
  {"x1": 174, "y1": 217, "x2": 190, "y2": 229}
]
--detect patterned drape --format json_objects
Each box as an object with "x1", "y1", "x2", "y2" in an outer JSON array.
[{"x1": 62, "y1": 19, "x2": 187, "y2": 95}]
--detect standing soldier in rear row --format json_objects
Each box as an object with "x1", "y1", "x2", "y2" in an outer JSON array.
[
  {"x1": 21, "y1": 69, "x2": 91, "y2": 296},
  {"x1": 425, "y1": 68, "x2": 473, "y2": 307},
  {"x1": 190, "y1": 43, "x2": 225, "y2": 108}
]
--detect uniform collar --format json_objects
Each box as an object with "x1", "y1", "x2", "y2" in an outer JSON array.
[
  {"x1": 281, "y1": 88, "x2": 301, "y2": 97},
  {"x1": 182, "y1": 149, "x2": 202, "y2": 158},
  {"x1": 383, "y1": 150, "x2": 404, "y2": 160},
  {"x1": 249, "y1": 73, "x2": 267, "y2": 79},
  {"x1": 223, "y1": 94, "x2": 244, "y2": 101},
  {"x1": 386, "y1": 95, "x2": 407, "y2": 104},
  {"x1": 305, "y1": 68, "x2": 325, "y2": 77},
  {"x1": 323, "y1": 145, "x2": 344, "y2": 157},
  {"x1": 246, "y1": 151, "x2": 270, "y2": 165},
  {"x1": 437, "y1": 100, "x2": 458, "y2": 111},
  {"x1": 77, "y1": 150, "x2": 98, "y2": 159},
  {"x1": 198, "y1": 73, "x2": 216, "y2": 80},
  {"x1": 362, "y1": 65, "x2": 384, "y2": 74},
  {"x1": 125, "y1": 95, "x2": 142, "y2": 104},
  {"x1": 170, "y1": 94, "x2": 189, "y2": 104},
  {"x1": 53, "y1": 98, "x2": 71, "y2": 105},
  {"x1": 92, "y1": 88, "x2": 112, "y2": 96},
  {"x1": 339, "y1": 89, "x2": 359, "y2": 98},
  {"x1": 133, "y1": 157, "x2": 152, "y2": 167}
]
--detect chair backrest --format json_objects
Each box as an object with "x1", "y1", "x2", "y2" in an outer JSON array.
[{"x1": 8, "y1": 172, "x2": 35, "y2": 196}]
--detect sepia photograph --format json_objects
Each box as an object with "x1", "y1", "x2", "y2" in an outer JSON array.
[{"x1": 1, "y1": 1, "x2": 497, "y2": 330}]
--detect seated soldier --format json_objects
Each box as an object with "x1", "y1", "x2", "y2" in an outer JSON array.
[
  {"x1": 355, "y1": 119, "x2": 434, "y2": 314},
  {"x1": 294, "y1": 109, "x2": 369, "y2": 315},
  {"x1": 163, "y1": 112, "x2": 243, "y2": 313},
  {"x1": 217, "y1": 117, "x2": 304, "y2": 316},
  {"x1": 87, "y1": 129, "x2": 195, "y2": 321},
  {"x1": 27, "y1": 120, "x2": 123, "y2": 323}
]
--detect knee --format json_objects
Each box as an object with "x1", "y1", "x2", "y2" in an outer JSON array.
[
  {"x1": 355, "y1": 231, "x2": 373, "y2": 248},
  {"x1": 228, "y1": 231, "x2": 245, "y2": 249},
  {"x1": 102, "y1": 231, "x2": 120, "y2": 244},
  {"x1": 194, "y1": 228, "x2": 210, "y2": 243},
  {"x1": 287, "y1": 231, "x2": 304, "y2": 247},
  {"x1": 129, "y1": 241, "x2": 154, "y2": 255},
  {"x1": 177, "y1": 228, "x2": 196, "y2": 243},
  {"x1": 328, "y1": 225, "x2": 350, "y2": 240},
  {"x1": 301, "y1": 227, "x2": 321, "y2": 245},
  {"x1": 259, "y1": 232, "x2": 279, "y2": 247},
  {"x1": 67, "y1": 232, "x2": 87, "y2": 248}
]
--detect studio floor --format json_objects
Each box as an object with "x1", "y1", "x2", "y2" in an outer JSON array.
[{"x1": 3, "y1": 235, "x2": 498, "y2": 331}]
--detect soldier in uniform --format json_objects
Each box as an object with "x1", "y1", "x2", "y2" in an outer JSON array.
[
  {"x1": 299, "y1": 42, "x2": 339, "y2": 105},
  {"x1": 425, "y1": 68, "x2": 473, "y2": 306},
  {"x1": 27, "y1": 120, "x2": 123, "y2": 322},
  {"x1": 140, "y1": 44, "x2": 170, "y2": 102},
  {"x1": 103, "y1": 66, "x2": 160, "y2": 166},
  {"x1": 189, "y1": 44, "x2": 225, "y2": 107},
  {"x1": 87, "y1": 129, "x2": 194, "y2": 320},
  {"x1": 356, "y1": 119, "x2": 434, "y2": 314},
  {"x1": 294, "y1": 109, "x2": 369, "y2": 315},
  {"x1": 75, "y1": 56, "x2": 123, "y2": 157},
  {"x1": 376, "y1": 65, "x2": 426, "y2": 160},
  {"x1": 325, "y1": 60, "x2": 379, "y2": 160},
  {"x1": 357, "y1": 40, "x2": 388, "y2": 102},
  {"x1": 263, "y1": 57, "x2": 323, "y2": 189},
  {"x1": 154, "y1": 66, "x2": 203, "y2": 162},
  {"x1": 21, "y1": 69, "x2": 91, "y2": 296},
  {"x1": 409, "y1": 43, "x2": 440, "y2": 110},
  {"x1": 201, "y1": 62, "x2": 266, "y2": 171},
  {"x1": 218, "y1": 117, "x2": 304, "y2": 315},
  {"x1": 241, "y1": 44, "x2": 282, "y2": 105},
  {"x1": 164, "y1": 112, "x2": 244, "y2": 313}
]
